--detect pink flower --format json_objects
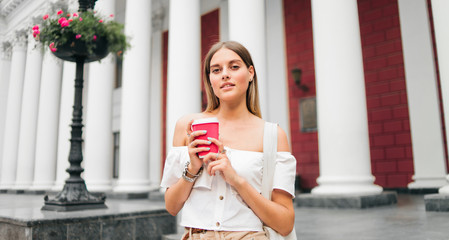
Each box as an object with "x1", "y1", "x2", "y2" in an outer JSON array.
[
  {"x1": 99, "y1": 19, "x2": 103, "y2": 23},
  {"x1": 68, "y1": 19, "x2": 73, "y2": 22},
  {"x1": 79, "y1": 17, "x2": 83, "y2": 21},
  {"x1": 58, "y1": 17, "x2": 69, "y2": 27},
  {"x1": 49, "y1": 42, "x2": 57, "y2": 52},
  {"x1": 33, "y1": 29, "x2": 40, "y2": 37},
  {"x1": 58, "y1": 17, "x2": 67, "y2": 24},
  {"x1": 76, "y1": 34, "x2": 82, "y2": 39},
  {"x1": 73, "y1": 13, "x2": 78, "y2": 17},
  {"x1": 60, "y1": 20, "x2": 69, "y2": 27},
  {"x1": 32, "y1": 25, "x2": 40, "y2": 38},
  {"x1": 43, "y1": 14, "x2": 49, "y2": 20},
  {"x1": 57, "y1": 10, "x2": 63, "y2": 15},
  {"x1": 66, "y1": 13, "x2": 71, "y2": 17},
  {"x1": 93, "y1": 35, "x2": 97, "y2": 41},
  {"x1": 109, "y1": 14, "x2": 114, "y2": 18}
]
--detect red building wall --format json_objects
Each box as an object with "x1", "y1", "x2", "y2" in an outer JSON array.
[
  {"x1": 283, "y1": 0, "x2": 319, "y2": 189},
  {"x1": 201, "y1": 10, "x2": 220, "y2": 110},
  {"x1": 162, "y1": 31, "x2": 168, "y2": 167},
  {"x1": 284, "y1": 0, "x2": 416, "y2": 190},
  {"x1": 358, "y1": 0, "x2": 414, "y2": 188}
]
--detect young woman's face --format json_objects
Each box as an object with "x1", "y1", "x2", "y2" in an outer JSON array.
[{"x1": 209, "y1": 48, "x2": 254, "y2": 103}]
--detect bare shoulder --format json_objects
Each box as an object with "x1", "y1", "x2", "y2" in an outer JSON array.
[
  {"x1": 276, "y1": 125, "x2": 290, "y2": 152},
  {"x1": 172, "y1": 113, "x2": 204, "y2": 147}
]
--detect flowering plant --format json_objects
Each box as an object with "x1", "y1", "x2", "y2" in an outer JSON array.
[{"x1": 32, "y1": 9, "x2": 128, "y2": 57}]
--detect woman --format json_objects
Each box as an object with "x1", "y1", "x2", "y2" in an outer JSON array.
[{"x1": 161, "y1": 41, "x2": 296, "y2": 239}]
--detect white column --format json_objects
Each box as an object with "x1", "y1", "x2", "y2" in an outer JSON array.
[
  {"x1": 311, "y1": 0, "x2": 382, "y2": 195},
  {"x1": 397, "y1": 0, "x2": 447, "y2": 189},
  {"x1": 14, "y1": 35, "x2": 44, "y2": 189},
  {"x1": 30, "y1": 50, "x2": 63, "y2": 190},
  {"x1": 0, "y1": 42, "x2": 12, "y2": 174},
  {"x1": 228, "y1": 0, "x2": 268, "y2": 117},
  {"x1": 431, "y1": 0, "x2": 449, "y2": 193},
  {"x1": 219, "y1": 0, "x2": 229, "y2": 41},
  {"x1": 0, "y1": 33, "x2": 27, "y2": 189},
  {"x1": 52, "y1": 62, "x2": 76, "y2": 191},
  {"x1": 166, "y1": 0, "x2": 201, "y2": 152},
  {"x1": 149, "y1": 18, "x2": 163, "y2": 189},
  {"x1": 114, "y1": 0, "x2": 152, "y2": 192},
  {"x1": 266, "y1": 0, "x2": 290, "y2": 140},
  {"x1": 83, "y1": 0, "x2": 115, "y2": 192}
]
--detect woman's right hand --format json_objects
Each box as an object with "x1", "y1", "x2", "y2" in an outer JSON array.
[{"x1": 186, "y1": 119, "x2": 210, "y2": 173}]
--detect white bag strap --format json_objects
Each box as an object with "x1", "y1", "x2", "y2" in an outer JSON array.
[{"x1": 262, "y1": 121, "x2": 278, "y2": 200}]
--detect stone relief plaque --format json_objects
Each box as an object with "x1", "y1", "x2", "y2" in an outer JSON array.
[{"x1": 299, "y1": 97, "x2": 317, "y2": 132}]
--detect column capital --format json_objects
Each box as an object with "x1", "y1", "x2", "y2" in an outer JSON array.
[
  {"x1": 27, "y1": 33, "x2": 44, "y2": 56},
  {"x1": 67, "y1": 0, "x2": 79, "y2": 12},
  {"x1": 152, "y1": 0, "x2": 165, "y2": 32},
  {"x1": 51, "y1": 0, "x2": 69, "y2": 12},
  {"x1": 1, "y1": 41, "x2": 12, "y2": 60},
  {"x1": 43, "y1": 48, "x2": 63, "y2": 66},
  {"x1": 12, "y1": 31, "x2": 28, "y2": 52}
]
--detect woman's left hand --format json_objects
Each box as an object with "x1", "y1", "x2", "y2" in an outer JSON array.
[{"x1": 202, "y1": 138, "x2": 242, "y2": 187}]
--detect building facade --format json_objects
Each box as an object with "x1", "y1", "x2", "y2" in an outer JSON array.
[{"x1": 0, "y1": 0, "x2": 448, "y2": 195}]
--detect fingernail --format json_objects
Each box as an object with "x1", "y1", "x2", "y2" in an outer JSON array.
[
  {"x1": 203, "y1": 130, "x2": 207, "y2": 134},
  {"x1": 206, "y1": 147, "x2": 210, "y2": 150},
  {"x1": 207, "y1": 141, "x2": 211, "y2": 144},
  {"x1": 207, "y1": 137, "x2": 211, "y2": 140}
]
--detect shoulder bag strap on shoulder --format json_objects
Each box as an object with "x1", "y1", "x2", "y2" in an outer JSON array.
[{"x1": 262, "y1": 122, "x2": 278, "y2": 200}]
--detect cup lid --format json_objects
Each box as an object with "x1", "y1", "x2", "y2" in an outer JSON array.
[{"x1": 192, "y1": 117, "x2": 219, "y2": 125}]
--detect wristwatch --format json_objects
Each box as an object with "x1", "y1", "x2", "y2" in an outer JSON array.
[{"x1": 182, "y1": 161, "x2": 203, "y2": 182}]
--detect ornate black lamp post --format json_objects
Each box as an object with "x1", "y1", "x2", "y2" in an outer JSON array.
[{"x1": 42, "y1": 0, "x2": 108, "y2": 211}]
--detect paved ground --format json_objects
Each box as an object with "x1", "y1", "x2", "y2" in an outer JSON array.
[
  {"x1": 294, "y1": 194, "x2": 448, "y2": 240},
  {"x1": 0, "y1": 193, "x2": 448, "y2": 239}
]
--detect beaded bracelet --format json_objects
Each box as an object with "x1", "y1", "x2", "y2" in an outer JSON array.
[{"x1": 182, "y1": 161, "x2": 203, "y2": 182}]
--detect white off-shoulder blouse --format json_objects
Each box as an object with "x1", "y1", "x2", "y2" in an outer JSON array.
[{"x1": 160, "y1": 146, "x2": 296, "y2": 232}]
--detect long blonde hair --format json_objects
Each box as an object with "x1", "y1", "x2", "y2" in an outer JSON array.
[{"x1": 203, "y1": 41, "x2": 261, "y2": 118}]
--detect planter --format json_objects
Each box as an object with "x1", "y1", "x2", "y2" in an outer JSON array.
[{"x1": 52, "y1": 35, "x2": 109, "y2": 63}]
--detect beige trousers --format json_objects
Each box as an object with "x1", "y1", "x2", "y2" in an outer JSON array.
[{"x1": 181, "y1": 228, "x2": 269, "y2": 240}]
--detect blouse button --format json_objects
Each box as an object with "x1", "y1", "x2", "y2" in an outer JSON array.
[
  {"x1": 219, "y1": 196, "x2": 224, "y2": 200},
  {"x1": 216, "y1": 222, "x2": 220, "y2": 227}
]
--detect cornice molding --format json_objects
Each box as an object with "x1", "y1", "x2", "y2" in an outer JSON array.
[{"x1": 0, "y1": 0, "x2": 27, "y2": 17}]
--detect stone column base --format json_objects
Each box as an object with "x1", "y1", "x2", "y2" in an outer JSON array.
[
  {"x1": 424, "y1": 194, "x2": 449, "y2": 211},
  {"x1": 297, "y1": 191, "x2": 397, "y2": 209}
]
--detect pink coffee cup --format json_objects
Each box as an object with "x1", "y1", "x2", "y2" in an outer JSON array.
[{"x1": 191, "y1": 117, "x2": 219, "y2": 158}]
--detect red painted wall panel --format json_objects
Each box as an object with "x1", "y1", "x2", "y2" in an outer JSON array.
[
  {"x1": 283, "y1": 0, "x2": 319, "y2": 189},
  {"x1": 358, "y1": 0, "x2": 414, "y2": 188},
  {"x1": 162, "y1": 31, "x2": 168, "y2": 167},
  {"x1": 201, "y1": 10, "x2": 220, "y2": 110}
]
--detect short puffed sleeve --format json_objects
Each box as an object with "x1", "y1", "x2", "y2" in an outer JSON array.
[
  {"x1": 273, "y1": 152, "x2": 297, "y2": 198},
  {"x1": 160, "y1": 147, "x2": 189, "y2": 189}
]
